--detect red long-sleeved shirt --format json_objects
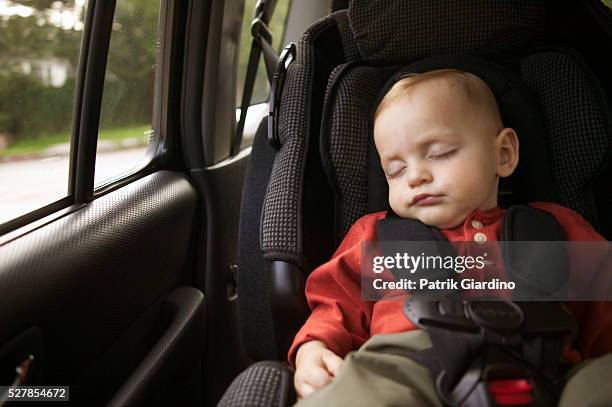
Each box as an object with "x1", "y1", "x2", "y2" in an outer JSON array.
[{"x1": 288, "y1": 202, "x2": 612, "y2": 368}]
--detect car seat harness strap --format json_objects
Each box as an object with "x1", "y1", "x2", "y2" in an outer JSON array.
[
  {"x1": 235, "y1": 0, "x2": 281, "y2": 156},
  {"x1": 375, "y1": 205, "x2": 577, "y2": 407}
]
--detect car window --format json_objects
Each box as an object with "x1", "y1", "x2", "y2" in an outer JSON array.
[
  {"x1": 94, "y1": 0, "x2": 160, "y2": 187},
  {"x1": 0, "y1": 0, "x2": 87, "y2": 225},
  {"x1": 235, "y1": 0, "x2": 291, "y2": 148},
  {"x1": 236, "y1": 0, "x2": 291, "y2": 106}
]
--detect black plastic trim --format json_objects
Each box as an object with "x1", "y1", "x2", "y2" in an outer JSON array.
[
  {"x1": 93, "y1": 167, "x2": 158, "y2": 199},
  {"x1": 0, "y1": 198, "x2": 77, "y2": 240},
  {"x1": 269, "y1": 261, "x2": 309, "y2": 359},
  {"x1": 153, "y1": 0, "x2": 189, "y2": 171},
  {"x1": 181, "y1": 0, "x2": 211, "y2": 168},
  {"x1": 67, "y1": 0, "x2": 95, "y2": 196},
  {"x1": 72, "y1": 0, "x2": 117, "y2": 203},
  {"x1": 106, "y1": 286, "x2": 205, "y2": 407}
]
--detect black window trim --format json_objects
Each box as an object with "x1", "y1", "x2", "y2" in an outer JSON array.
[
  {"x1": 0, "y1": 197, "x2": 81, "y2": 244},
  {"x1": 1, "y1": 0, "x2": 175, "y2": 237},
  {"x1": 70, "y1": 0, "x2": 116, "y2": 203},
  {"x1": 93, "y1": 0, "x2": 178, "y2": 199},
  {"x1": 0, "y1": 0, "x2": 113, "y2": 237}
]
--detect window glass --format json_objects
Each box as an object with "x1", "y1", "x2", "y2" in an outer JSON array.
[
  {"x1": 236, "y1": 0, "x2": 291, "y2": 106},
  {"x1": 94, "y1": 0, "x2": 160, "y2": 187},
  {"x1": 0, "y1": 0, "x2": 87, "y2": 225}
]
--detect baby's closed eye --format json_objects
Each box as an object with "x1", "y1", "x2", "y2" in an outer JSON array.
[
  {"x1": 426, "y1": 147, "x2": 458, "y2": 160},
  {"x1": 384, "y1": 161, "x2": 406, "y2": 178}
]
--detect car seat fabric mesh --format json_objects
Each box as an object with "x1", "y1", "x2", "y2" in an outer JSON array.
[
  {"x1": 261, "y1": 0, "x2": 547, "y2": 262},
  {"x1": 321, "y1": 65, "x2": 381, "y2": 241},
  {"x1": 348, "y1": 0, "x2": 545, "y2": 63},
  {"x1": 217, "y1": 361, "x2": 295, "y2": 407},
  {"x1": 521, "y1": 51, "x2": 611, "y2": 219},
  {"x1": 240, "y1": 0, "x2": 611, "y2": 362},
  {"x1": 260, "y1": 15, "x2": 338, "y2": 260},
  {"x1": 240, "y1": 14, "x2": 345, "y2": 361}
]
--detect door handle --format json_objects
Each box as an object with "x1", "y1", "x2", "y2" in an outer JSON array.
[
  {"x1": 0, "y1": 327, "x2": 42, "y2": 406},
  {"x1": 0, "y1": 354, "x2": 35, "y2": 405}
]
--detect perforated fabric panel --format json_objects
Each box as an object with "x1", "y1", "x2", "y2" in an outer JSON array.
[
  {"x1": 323, "y1": 65, "x2": 346, "y2": 103},
  {"x1": 261, "y1": 16, "x2": 337, "y2": 258},
  {"x1": 217, "y1": 361, "x2": 294, "y2": 407},
  {"x1": 521, "y1": 51, "x2": 611, "y2": 220},
  {"x1": 261, "y1": 2, "x2": 549, "y2": 260},
  {"x1": 323, "y1": 66, "x2": 382, "y2": 236},
  {"x1": 0, "y1": 171, "x2": 196, "y2": 391},
  {"x1": 332, "y1": 10, "x2": 360, "y2": 61},
  {"x1": 348, "y1": 0, "x2": 545, "y2": 63}
]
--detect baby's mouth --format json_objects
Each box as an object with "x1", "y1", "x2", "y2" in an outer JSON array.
[{"x1": 411, "y1": 194, "x2": 444, "y2": 206}]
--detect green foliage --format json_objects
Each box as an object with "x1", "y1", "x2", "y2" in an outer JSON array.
[
  {"x1": 0, "y1": 0, "x2": 288, "y2": 148},
  {"x1": 0, "y1": 1, "x2": 84, "y2": 141},
  {"x1": 0, "y1": 3, "x2": 82, "y2": 72},
  {"x1": 99, "y1": 0, "x2": 159, "y2": 130},
  {"x1": 0, "y1": 123, "x2": 149, "y2": 157},
  {"x1": 0, "y1": 72, "x2": 76, "y2": 136},
  {"x1": 0, "y1": 0, "x2": 158, "y2": 148}
]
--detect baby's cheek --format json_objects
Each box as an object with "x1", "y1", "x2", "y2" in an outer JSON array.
[
  {"x1": 390, "y1": 200, "x2": 409, "y2": 218},
  {"x1": 389, "y1": 190, "x2": 406, "y2": 210}
]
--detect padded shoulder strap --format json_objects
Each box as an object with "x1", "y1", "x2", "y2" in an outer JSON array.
[
  {"x1": 502, "y1": 205, "x2": 568, "y2": 299},
  {"x1": 502, "y1": 205, "x2": 565, "y2": 241},
  {"x1": 376, "y1": 206, "x2": 565, "y2": 241},
  {"x1": 375, "y1": 211, "x2": 448, "y2": 243},
  {"x1": 375, "y1": 206, "x2": 568, "y2": 300},
  {"x1": 375, "y1": 212, "x2": 458, "y2": 298}
]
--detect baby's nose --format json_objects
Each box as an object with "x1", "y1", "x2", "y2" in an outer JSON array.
[{"x1": 407, "y1": 165, "x2": 432, "y2": 187}]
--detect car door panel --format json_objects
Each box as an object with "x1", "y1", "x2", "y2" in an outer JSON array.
[{"x1": 0, "y1": 170, "x2": 199, "y2": 404}]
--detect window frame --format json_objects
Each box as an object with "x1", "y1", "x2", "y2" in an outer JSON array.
[{"x1": 0, "y1": 0, "x2": 170, "y2": 237}]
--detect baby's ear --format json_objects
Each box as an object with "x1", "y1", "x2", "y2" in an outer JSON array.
[{"x1": 496, "y1": 128, "x2": 519, "y2": 178}]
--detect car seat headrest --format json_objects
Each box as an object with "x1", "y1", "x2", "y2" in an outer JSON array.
[
  {"x1": 367, "y1": 55, "x2": 557, "y2": 213},
  {"x1": 346, "y1": 0, "x2": 545, "y2": 63}
]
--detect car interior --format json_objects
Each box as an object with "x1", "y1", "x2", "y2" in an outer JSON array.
[{"x1": 0, "y1": 0, "x2": 610, "y2": 406}]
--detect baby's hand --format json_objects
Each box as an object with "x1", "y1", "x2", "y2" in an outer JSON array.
[{"x1": 294, "y1": 340, "x2": 344, "y2": 398}]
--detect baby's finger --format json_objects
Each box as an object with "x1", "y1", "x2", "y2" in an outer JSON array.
[
  {"x1": 298, "y1": 382, "x2": 315, "y2": 398},
  {"x1": 322, "y1": 352, "x2": 344, "y2": 377},
  {"x1": 304, "y1": 365, "x2": 333, "y2": 388}
]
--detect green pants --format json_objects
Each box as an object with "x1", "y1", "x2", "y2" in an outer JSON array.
[{"x1": 294, "y1": 331, "x2": 612, "y2": 407}]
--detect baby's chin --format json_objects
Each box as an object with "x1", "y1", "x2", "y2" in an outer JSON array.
[
  {"x1": 394, "y1": 207, "x2": 465, "y2": 230},
  {"x1": 422, "y1": 217, "x2": 464, "y2": 230}
]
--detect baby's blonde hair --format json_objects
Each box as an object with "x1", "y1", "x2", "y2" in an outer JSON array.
[{"x1": 374, "y1": 69, "x2": 502, "y2": 130}]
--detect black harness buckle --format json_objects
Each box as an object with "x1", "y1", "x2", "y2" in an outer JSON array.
[{"x1": 404, "y1": 298, "x2": 577, "y2": 406}]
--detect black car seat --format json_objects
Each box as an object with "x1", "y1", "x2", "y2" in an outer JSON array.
[{"x1": 219, "y1": 0, "x2": 612, "y2": 405}]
